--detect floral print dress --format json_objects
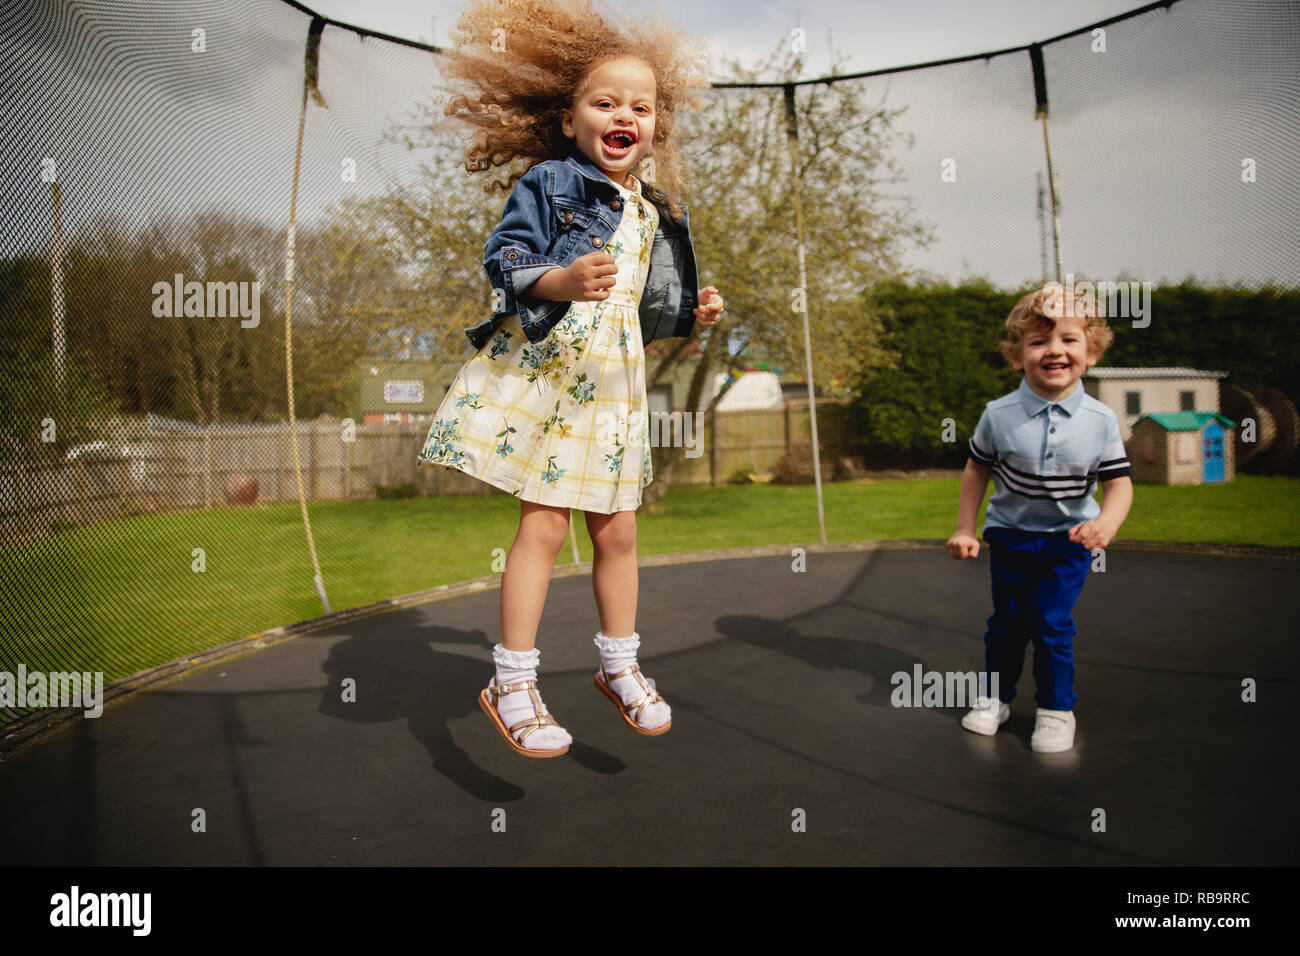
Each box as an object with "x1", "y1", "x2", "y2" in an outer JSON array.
[{"x1": 417, "y1": 175, "x2": 658, "y2": 514}]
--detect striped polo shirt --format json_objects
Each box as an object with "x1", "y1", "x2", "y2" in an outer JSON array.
[{"x1": 968, "y1": 378, "x2": 1131, "y2": 533}]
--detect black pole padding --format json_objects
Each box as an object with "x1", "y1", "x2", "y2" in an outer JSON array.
[
  {"x1": 1030, "y1": 43, "x2": 1048, "y2": 119},
  {"x1": 305, "y1": 15, "x2": 328, "y2": 108}
]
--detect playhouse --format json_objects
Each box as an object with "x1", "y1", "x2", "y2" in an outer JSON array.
[{"x1": 1128, "y1": 412, "x2": 1236, "y2": 485}]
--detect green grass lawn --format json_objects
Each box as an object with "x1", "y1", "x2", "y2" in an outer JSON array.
[{"x1": 2, "y1": 475, "x2": 1296, "y2": 703}]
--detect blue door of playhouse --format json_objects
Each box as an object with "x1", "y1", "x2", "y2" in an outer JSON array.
[{"x1": 1202, "y1": 423, "x2": 1225, "y2": 483}]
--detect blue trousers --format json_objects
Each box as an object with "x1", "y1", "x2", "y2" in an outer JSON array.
[{"x1": 982, "y1": 527, "x2": 1092, "y2": 711}]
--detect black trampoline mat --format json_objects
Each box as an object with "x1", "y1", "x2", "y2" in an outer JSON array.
[{"x1": 1, "y1": 547, "x2": 1295, "y2": 866}]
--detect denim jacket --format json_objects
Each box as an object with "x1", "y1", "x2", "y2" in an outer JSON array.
[{"x1": 465, "y1": 145, "x2": 700, "y2": 351}]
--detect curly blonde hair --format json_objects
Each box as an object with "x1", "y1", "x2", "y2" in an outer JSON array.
[
  {"x1": 1000, "y1": 284, "x2": 1115, "y2": 365},
  {"x1": 439, "y1": 0, "x2": 708, "y2": 220}
]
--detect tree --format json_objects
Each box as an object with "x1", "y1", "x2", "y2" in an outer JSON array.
[
  {"x1": 642, "y1": 40, "x2": 933, "y2": 502},
  {"x1": 383, "y1": 94, "x2": 532, "y2": 360},
  {"x1": 850, "y1": 278, "x2": 1020, "y2": 468}
]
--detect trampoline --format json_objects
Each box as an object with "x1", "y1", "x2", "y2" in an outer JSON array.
[{"x1": 0, "y1": 543, "x2": 1295, "y2": 866}]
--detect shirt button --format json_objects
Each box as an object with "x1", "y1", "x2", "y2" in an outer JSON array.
[
  {"x1": 1050, "y1": 426, "x2": 1056, "y2": 433},
  {"x1": 1046, "y1": 452, "x2": 1054, "y2": 458},
  {"x1": 591, "y1": 236, "x2": 603, "y2": 247},
  {"x1": 564, "y1": 211, "x2": 574, "y2": 223},
  {"x1": 610, "y1": 199, "x2": 622, "y2": 211},
  {"x1": 506, "y1": 251, "x2": 518, "y2": 260}
]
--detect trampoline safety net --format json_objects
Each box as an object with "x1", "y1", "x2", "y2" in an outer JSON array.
[{"x1": 0, "y1": 0, "x2": 1297, "y2": 728}]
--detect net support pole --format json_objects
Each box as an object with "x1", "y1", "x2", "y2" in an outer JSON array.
[
  {"x1": 1030, "y1": 44, "x2": 1064, "y2": 284},
  {"x1": 284, "y1": 16, "x2": 331, "y2": 614},
  {"x1": 50, "y1": 182, "x2": 67, "y2": 407},
  {"x1": 782, "y1": 84, "x2": 827, "y2": 544}
]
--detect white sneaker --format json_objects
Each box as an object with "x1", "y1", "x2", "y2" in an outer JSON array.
[
  {"x1": 961, "y1": 696, "x2": 1010, "y2": 736},
  {"x1": 1031, "y1": 708, "x2": 1076, "y2": 753}
]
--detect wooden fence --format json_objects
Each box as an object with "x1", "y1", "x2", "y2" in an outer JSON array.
[{"x1": 0, "y1": 401, "x2": 851, "y2": 542}]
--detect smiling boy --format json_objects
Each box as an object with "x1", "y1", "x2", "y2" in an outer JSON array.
[{"x1": 947, "y1": 284, "x2": 1134, "y2": 753}]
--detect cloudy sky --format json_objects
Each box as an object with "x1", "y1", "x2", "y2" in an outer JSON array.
[
  {"x1": 2, "y1": 0, "x2": 1295, "y2": 290},
  {"x1": 306, "y1": 0, "x2": 1141, "y2": 78}
]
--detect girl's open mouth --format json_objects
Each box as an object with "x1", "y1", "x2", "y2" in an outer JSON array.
[{"x1": 601, "y1": 130, "x2": 636, "y2": 157}]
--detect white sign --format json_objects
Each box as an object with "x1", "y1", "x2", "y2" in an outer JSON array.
[{"x1": 384, "y1": 380, "x2": 424, "y2": 404}]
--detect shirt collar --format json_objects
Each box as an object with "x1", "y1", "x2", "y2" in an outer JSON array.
[
  {"x1": 1018, "y1": 377, "x2": 1085, "y2": 417},
  {"x1": 563, "y1": 146, "x2": 626, "y2": 193},
  {"x1": 561, "y1": 145, "x2": 661, "y2": 205}
]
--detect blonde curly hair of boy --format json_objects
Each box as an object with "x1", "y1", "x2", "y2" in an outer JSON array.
[
  {"x1": 999, "y1": 283, "x2": 1115, "y2": 365},
  {"x1": 439, "y1": 0, "x2": 709, "y2": 221}
]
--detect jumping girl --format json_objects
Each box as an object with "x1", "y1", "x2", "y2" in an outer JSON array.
[{"x1": 418, "y1": 0, "x2": 725, "y2": 757}]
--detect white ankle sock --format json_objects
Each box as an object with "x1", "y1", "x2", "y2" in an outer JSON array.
[
  {"x1": 490, "y1": 644, "x2": 572, "y2": 751},
  {"x1": 593, "y1": 631, "x2": 671, "y2": 730}
]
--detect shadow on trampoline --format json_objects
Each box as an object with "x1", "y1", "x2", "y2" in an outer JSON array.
[{"x1": 317, "y1": 619, "x2": 629, "y2": 802}]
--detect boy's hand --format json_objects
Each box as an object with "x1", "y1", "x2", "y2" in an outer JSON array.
[
  {"x1": 1068, "y1": 519, "x2": 1115, "y2": 551},
  {"x1": 694, "y1": 286, "x2": 723, "y2": 327},
  {"x1": 543, "y1": 252, "x2": 617, "y2": 302},
  {"x1": 947, "y1": 532, "x2": 980, "y2": 560}
]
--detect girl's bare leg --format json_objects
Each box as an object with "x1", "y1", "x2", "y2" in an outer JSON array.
[
  {"x1": 585, "y1": 508, "x2": 669, "y2": 732},
  {"x1": 585, "y1": 509, "x2": 638, "y2": 638},
  {"x1": 499, "y1": 501, "x2": 571, "y2": 652}
]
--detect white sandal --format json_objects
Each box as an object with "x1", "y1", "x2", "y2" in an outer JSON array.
[
  {"x1": 479, "y1": 677, "x2": 570, "y2": 758},
  {"x1": 594, "y1": 663, "x2": 671, "y2": 736}
]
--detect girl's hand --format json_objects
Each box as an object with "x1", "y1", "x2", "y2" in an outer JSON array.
[
  {"x1": 565, "y1": 252, "x2": 618, "y2": 300},
  {"x1": 694, "y1": 286, "x2": 723, "y2": 328},
  {"x1": 532, "y1": 252, "x2": 617, "y2": 302}
]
